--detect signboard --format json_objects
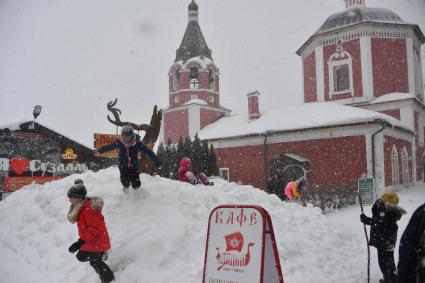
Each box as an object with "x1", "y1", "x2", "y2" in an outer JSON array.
[
  {"x1": 61, "y1": 148, "x2": 78, "y2": 160},
  {"x1": 0, "y1": 158, "x2": 88, "y2": 175},
  {"x1": 94, "y1": 133, "x2": 120, "y2": 158},
  {"x1": 203, "y1": 205, "x2": 284, "y2": 283},
  {"x1": 3, "y1": 176, "x2": 63, "y2": 192},
  {"x1": 358, "y1": 177, "x2": 375, "y2": 204}
]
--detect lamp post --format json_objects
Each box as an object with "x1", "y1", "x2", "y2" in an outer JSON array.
[{"x1": 29, "y1": 105, "x2": 42, "y2": 130}]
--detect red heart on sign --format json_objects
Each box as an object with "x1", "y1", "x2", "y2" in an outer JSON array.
[{"x1": 10, "y1": 158, "x2": 30, "y2": 175}]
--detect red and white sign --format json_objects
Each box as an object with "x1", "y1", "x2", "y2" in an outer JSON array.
[
  {"x1": 10, "y1": 157, "x2": 30, "y2": 175},
  {"x1": 203, "y1": 205, "x2": 284, "y2": 283},
  {"x1": 94, "y1": 133, "x2": 120, "y2": 158}
]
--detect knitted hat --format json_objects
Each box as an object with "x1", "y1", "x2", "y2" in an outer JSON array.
[
  {"x1": 380, "y1": 192, "x2": 399, "y2": 205},
  {"x1": 67, "y1": 183, "x2": 87, "y2": 199}
]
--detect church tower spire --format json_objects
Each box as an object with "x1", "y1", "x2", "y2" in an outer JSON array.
[{"x1": 162, "y1": 1, "x2": 230, "y2": 144}]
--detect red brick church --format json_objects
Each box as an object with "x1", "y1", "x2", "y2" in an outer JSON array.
[{"x1": 161, "y1": 0, "x2": 424, "y2": 198}]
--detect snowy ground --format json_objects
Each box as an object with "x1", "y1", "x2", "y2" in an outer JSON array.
[{"x1": 0, "y1": 167, "x2": 423, "y2": 283}]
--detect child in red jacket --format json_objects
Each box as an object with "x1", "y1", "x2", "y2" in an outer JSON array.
[
  {"x1": 178, "y1": 157, "x2": 212, "y2": 185},
  {"x1": 67, "y1": 179, "x2": 115, "y2": 283}
]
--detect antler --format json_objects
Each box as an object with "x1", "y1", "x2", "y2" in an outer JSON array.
[{"x1": 107, "y1": 98, "x2": 151, "y2": 131}]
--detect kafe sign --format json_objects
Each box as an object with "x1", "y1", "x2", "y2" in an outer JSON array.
[{"x1": 203, "y1": 205, "x2": 284, "y2": 283}]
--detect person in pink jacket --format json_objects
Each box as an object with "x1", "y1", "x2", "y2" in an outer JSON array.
[
  {"x1": 284, "y1": 181, "x2": 294, "y2": 201},
  {"x1": 178, "y1": 157, "x2": 212, "y2": 185}
]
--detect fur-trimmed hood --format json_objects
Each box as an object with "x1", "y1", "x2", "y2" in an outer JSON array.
[
  {"x1": 67, "y1": 196, "x2": 104, "y2": 224},
  {"x1": 385, "y1": 202, "x2": 406, "y2": 216},
  {"x1": 90, "y1": 197, "x2": 104, "y2": 211}
]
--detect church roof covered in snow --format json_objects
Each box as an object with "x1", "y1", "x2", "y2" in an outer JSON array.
[
  {"x1": 297, "y1": 5, "x2": 425, "y2": 55},
  {"x1": 175, "y1": 1, "x2": 212, "y2": 63},
  {"x1": 198, "y1": 102, "x2": 413, "y2": 141},
  {"x1": 315, "y1": 6, "x2": 404, "y2": 35}
]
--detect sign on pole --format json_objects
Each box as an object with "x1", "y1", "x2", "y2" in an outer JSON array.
[
  {"x1": 358, "y1": 177, "x2": 376, "y2": 204},
  {"x1": 202, "y1": 205, "x2": 284, "y2": 283},
  {"x1": 93, "y1": 133, "x2": 120, "y2": 158}
]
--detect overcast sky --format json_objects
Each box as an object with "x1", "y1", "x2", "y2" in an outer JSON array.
[{"x1": 1, "y1": 0, "x2": 424, "y2": 147}]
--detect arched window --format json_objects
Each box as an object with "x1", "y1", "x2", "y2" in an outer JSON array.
[
  {"x1": 401, "y1": 147, "x2": 409, "y2": 186},
  {"x1": 190, "y1": 67, "x2": 199, "y2": 89},
  {"x1": 391, "y1": 146, "x2": 399, "y2": 186},
  {"x1": 208, "y1": 69, "x2": 215, "y2": 89},
  {"x1": 328, "y1": 50, "x2": 353, "y2": 97},
  {"x1": 173, "y1": 69, "x2": 180, "y2": 91}
]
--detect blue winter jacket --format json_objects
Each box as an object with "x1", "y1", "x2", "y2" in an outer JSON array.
[{"x1": 98, "y1": 139, "x2": 160, "y2": 169}]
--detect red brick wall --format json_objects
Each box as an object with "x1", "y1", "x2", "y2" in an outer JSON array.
[
  {"x1": 215, "y1": 144, "x2": 266, "y2": 189},
  {"x1": 163, "y1": 110, "x2": 189, "y2": 144},
  {"x1": 323, "y1": 39, "x2": 362, "y2": 101},
  {"x1": 215, "y1": 135, "x2": 367, "y2": 190},
  {"x1": 200, "y1": 109, "x2": 224, "y2": 129},
  {"x1": 383, "y1": 136, "x2": 413, "y2": 186},
  {"x1": 379, "y1": 109, "x2": 401, "y2": 120},
  {"x1": 303, "y1": 51, "x2": 317, "y2": 102},
  {"x1": 371, "y1": 38, "x2": 408, "y2": 97}
]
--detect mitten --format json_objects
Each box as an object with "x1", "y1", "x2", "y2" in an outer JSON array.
[
  {"x1": 68, "y1": 239, "x2": 85, "y2": 253},
  {"x1": 360, "y1": 213, "x2": 367, "y2": 223}
]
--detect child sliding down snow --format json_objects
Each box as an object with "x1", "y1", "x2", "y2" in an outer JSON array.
[{"x1": 178, "y1": 157, "x2": 213, "y2": 186}]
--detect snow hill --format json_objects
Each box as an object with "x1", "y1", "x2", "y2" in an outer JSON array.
[{"x1": 0, "y1": 168, "x2": 424, "y2": 283}]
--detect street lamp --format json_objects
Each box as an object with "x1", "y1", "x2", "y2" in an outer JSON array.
[{"x1": 29, "y1": 105, "x2": 42, "y2": 130}]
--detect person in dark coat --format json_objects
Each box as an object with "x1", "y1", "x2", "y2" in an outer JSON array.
[
  {"x1": 96, "y1": 126, "x2": 161, "y2": 193},
  {"x1": 67, "y1": 179, "x2": 114, "y2": 283},
  {"x1": 360, "y1": 192, "x2": 406, "y2": 283},
  {"x1": 397, "y1": 202, "x2": 425, "y2": 283}
]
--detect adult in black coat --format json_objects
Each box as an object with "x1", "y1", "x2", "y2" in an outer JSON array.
[
  {"x1": 360, "y1": 192, "x2": 406, "y2": 283},
  {"x1": 397, "y1": 202, "x2": 425, "y2": 283}
]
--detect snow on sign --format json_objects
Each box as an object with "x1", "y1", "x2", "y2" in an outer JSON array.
[{"x1": 203, "y1": 205, "x2": 284, "y2": 283}]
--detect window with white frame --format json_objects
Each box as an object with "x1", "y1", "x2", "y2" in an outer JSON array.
[
  {"x1": 328, "y1": 50, "x2": 353, "y2": 97},
  {"x1": 174, "y1": 96, "x2": 180, "y2": 104},
  {"x1": 391, "y1": 146, "x2": 400, "y2": 186},
  {"x1": 219, "y1": 168, "x2": 229, "y2": 181},
  {"x1": 208, "y1": 96, "x2": 214, "y2": 103},
  {"x1": 401, "y1": 147, "x2": 409, "y2": 185}
]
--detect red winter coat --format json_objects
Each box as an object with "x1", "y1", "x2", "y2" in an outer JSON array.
[
  {"x1": 77, "y1": 198, "x2": 111, "y2": 252},
  {"x1": 178, "y1": 158, "x2": 193, "y2": 183}
]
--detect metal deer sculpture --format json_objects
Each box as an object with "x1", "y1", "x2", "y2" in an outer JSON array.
[{"x1": 107, "y1": 98, "x2": 162, "y2": 175}]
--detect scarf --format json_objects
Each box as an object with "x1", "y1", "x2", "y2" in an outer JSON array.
[{"x1": 67, "y1": 198, "x2": 88, "y2": 224}]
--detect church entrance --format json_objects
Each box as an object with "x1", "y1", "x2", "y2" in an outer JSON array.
[{"x1": 267, "y1": 153, "x2": 310, "y2": 200}]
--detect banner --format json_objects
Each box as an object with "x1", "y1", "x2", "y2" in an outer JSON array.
[
  {"x1": 3, "y1": 176, "x2": 63, "y2": 192},
  {"x1": 94, "y1": 133, "x2": 120, "y2": 158}
]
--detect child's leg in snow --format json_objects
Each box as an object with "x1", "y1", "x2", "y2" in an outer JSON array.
[
  {"x1": 197, "y1": 172, "x2": 209, "y2": 185},
  {"x1": 129, "y1": 167, "x2": 141, "y2": 189},
  {"x1": 185, "y1": 171, "x2": 197, "y2": 184},
  {"x1": 119, "y1": 166, "x2": 131, "y2": 188}
]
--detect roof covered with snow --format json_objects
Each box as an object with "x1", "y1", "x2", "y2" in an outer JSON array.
[
  {"x1": 198, "y1": 102, "x2": 412, "y2": 140},
  {"x1": 315, "y1": 6, "x2": 405, "y2": 35},
  {"x1": 183, "y1": 98, "x2": 208, "y2": 106},
  {"x1": 369, "y1": 92, "x2": 417, "y2": 104},
  {"x1": 0, "y1": 120, "x2": 93, "y2": 149}
]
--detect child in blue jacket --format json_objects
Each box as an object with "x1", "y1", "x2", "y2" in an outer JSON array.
[{"x1": 96, "y1": 126, "x2": 161, "y2": 192}]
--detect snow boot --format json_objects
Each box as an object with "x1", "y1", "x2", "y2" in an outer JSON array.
[{"x1": 122, "y1": 186, "x2": 129, "y2": 194}]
